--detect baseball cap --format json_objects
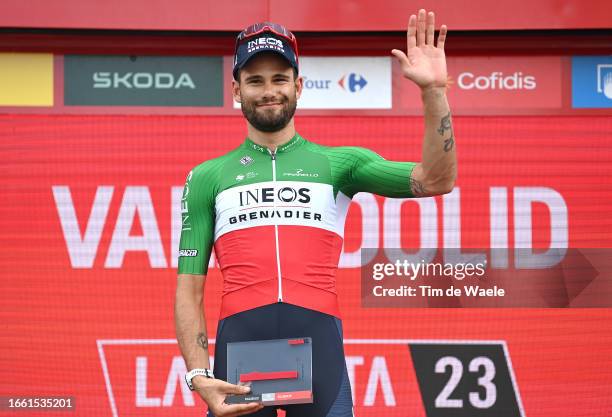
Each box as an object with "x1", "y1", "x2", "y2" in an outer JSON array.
[{"x1": 233, "y1": 22, "x2": 299, "y2": 81}]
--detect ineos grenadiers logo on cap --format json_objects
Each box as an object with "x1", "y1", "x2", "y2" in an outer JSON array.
[{"x1": 247, "y1": 37, "x2": 285, "y2": 54}]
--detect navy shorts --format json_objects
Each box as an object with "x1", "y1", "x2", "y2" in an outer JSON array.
[{"x1": 209, "y1": 303, "x2": 353, "y2": 417}]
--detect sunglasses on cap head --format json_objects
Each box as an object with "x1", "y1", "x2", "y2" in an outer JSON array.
[{"x1": 235, "y1": 22, "x2": 299, "y2": 62}]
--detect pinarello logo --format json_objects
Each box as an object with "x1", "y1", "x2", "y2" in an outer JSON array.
[{"x1": 338, "y1": 73, "x2": 368, "y2": 92}]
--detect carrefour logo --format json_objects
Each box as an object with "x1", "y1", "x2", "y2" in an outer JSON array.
[
  {"x1": 338, "y1": 73, "x2": 368, "y2": 92},
  {"x1": 303, "y1": 76, "x2": 332, "y2": 90},
  {"x1": 297, "y1": 57, "x2": 390, "y2": 109},
  {"x1": 302, "y1": 73, "x2": 368, "y2": 93}
]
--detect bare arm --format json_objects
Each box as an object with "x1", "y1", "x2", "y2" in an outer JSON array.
[
  {"x1": 175, "y1": 273, "x2": 210, "y2": 370},
  {"x1": 175, "y1": 273, "x2": 263, "y2": 417},
  {"x1": 392, "y1": 9, "x2": 457, "y2": 196},
  {"x1": 411, "y1": 88, "x2": 456, "y2": 196}
]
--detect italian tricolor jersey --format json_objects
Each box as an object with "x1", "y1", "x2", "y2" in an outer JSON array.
[{"x1": 178, "y1": 133, "x2": 416, "y2": 319}]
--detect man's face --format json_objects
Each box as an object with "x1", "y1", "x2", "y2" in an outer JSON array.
[{"x1": 232, "y1": 52, "x2": 303, "y2": 133}]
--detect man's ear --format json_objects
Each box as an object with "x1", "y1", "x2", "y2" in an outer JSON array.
[
  {"x1": 232, "y1": 79, "x2": 241, "y2": 103},
  {"x1": 295, "y1": 76, "x2": 304, "y2": 100}
]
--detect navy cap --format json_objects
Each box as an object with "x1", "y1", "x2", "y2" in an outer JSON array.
[{"x1": 233, "y1": 23, "x2": 299, "y2": 81}]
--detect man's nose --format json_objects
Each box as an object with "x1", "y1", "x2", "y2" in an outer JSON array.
[{"x1": 261, "y1": 80, "x2": 277, "y2": 98}]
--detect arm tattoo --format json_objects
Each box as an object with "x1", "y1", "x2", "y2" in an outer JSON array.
[
  {"x1": 444, "y1": 133, "x2": 455, "y2": 152},
  {"x1": 196, "y1": 333, "x2": 208, "y2": 350},
  {"x1": 409, "y1": 176, "x2": 427, "y2": 197},
  {"x1": 437, "y1": 112, "x2": 452, "y2": 136},
  {"x1": 437, "y1": 112, "x2": 455, "y2": 152}
]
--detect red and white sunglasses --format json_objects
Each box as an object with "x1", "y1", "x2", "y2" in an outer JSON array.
[{"x1": 235, "y1": 22, "x2": 299, "y2": 61}]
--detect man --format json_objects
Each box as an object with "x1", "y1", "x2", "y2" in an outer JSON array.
[{"x1": 175, "y1": 9, "x2": 456, "y2": 417}]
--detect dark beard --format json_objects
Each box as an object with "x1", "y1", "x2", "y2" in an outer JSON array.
[{"x1": 241, "y1": 95, "x2": 297, "y2": 133}]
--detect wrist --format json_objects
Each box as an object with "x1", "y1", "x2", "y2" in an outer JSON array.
[
  {"x1": 420, "y1": 85, "x2": 447, "y2": 99},
  {"x1": 185, "y1": 368, "x2": 215, "y2": 391},
  {"x1": 193, "y1": 374, "x2": 216, "y2": 389}
]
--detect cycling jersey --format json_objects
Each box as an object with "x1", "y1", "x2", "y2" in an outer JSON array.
[{"x1": 178, "y1": 133, "x2": 416, "y2": 320}]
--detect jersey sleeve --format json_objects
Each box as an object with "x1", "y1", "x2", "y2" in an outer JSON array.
[
  {"x1": 177, "y1": 164, "x2": 217, "y2": 275},
  {"x1": 338, "y1": 147, "x2": 417, "y2": 198}
]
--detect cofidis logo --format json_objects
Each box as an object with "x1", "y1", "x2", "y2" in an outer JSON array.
[{"x1": 571, "y1": 56, "x2": 612, "y2": 108}]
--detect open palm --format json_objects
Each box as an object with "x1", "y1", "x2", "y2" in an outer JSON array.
[{"x1": 392, "y1": 9, "x2": 448, "y2": 90}]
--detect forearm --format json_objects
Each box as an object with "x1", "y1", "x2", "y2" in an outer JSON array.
[
  {"x1": 420, "y1": 86, "x2": 457, "y2": 192},
  {"x1": 175, "y1": 277, "x2": 211, "y2": 370}
]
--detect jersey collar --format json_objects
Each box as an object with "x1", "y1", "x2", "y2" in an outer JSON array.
[{"x1": 243, "y1": 133, "x2": 304, "y2": 155}]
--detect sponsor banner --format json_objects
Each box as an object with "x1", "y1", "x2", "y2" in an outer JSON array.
[
  {"x1": 400, "y1": 56, "x2": 562, "y2": 112},
  {"x1": 2, "y1": 115, "x2": 612, "y2": 416},
  {"x1": 298, "y1": 57, "x2": 391, "y2": 109},
  {"x1": 409, "y1": 342, "x2": 523, "y2": 417},
  {"x1": 233, "y1": 57, "x2": 392, "y2": 109},
  {"x1": 0, "y1": 53, "x2": 53, "y2": 106},
  {"x1": 95, "y1": 339, "x2": 523, "y2": 417},
  {"x1": 571, "y1": 56, "x2": 612, "y2": 108},
  {"x1": 0, "y1": 54, "x2": 607, "y2": 115},
  {"x1": 64, "y1": 55, "x2": 223, "y2": 106}
]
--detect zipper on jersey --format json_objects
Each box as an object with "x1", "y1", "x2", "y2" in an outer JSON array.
[{"x1": 268, "y1": 149, "x2": 283, "y2": 302}]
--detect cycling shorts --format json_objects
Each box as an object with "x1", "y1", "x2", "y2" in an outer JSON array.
[{"x1": 209, "y1": 303, "x2": 353, "y2": 417}]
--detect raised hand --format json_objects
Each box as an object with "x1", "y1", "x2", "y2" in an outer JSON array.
[{"x1": 391, "y1": 9, "x2": 448, "y2": 91}]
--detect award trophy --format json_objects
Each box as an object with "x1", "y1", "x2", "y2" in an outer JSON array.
[{"x1": 225, "y1": 338, "x2": 313, "y2": 406}]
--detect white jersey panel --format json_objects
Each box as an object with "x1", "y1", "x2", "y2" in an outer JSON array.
[
  {"x1": 214, "y1": 181, "x2": 343, "y2": 240},
  {"x1": 335, "y1": 191, "x2": 352, "y2": 237}
]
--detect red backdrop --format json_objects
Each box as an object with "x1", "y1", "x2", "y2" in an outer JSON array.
[
  {"x1": 1, "y1": 114, "x2": 612, "y2": 416},
  {"x1": 2, "y1": 0, "x2": 611, "y2": 31}
]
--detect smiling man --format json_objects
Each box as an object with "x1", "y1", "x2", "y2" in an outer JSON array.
[{"x1": 175, "y1": 11, "x2": 456, "y2": 417}]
